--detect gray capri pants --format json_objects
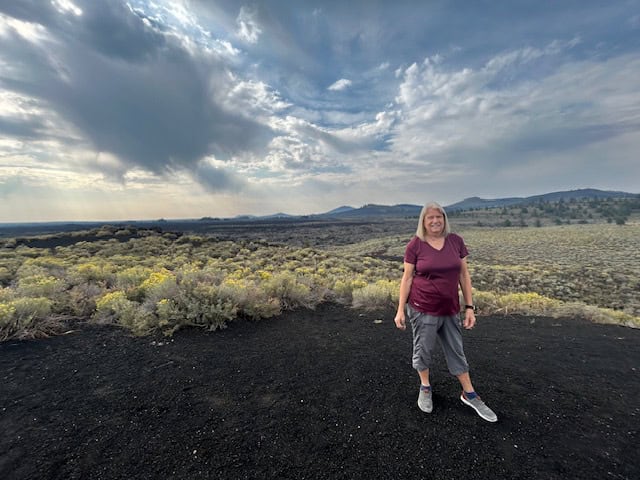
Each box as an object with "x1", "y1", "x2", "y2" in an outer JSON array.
[{"x1": 406, "y1": 304, "x2": 469, "y2": 376}]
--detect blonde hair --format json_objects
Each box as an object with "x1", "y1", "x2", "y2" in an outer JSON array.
[{"x1": 416, "y1": 202, "x2": 451, "y2": 241}]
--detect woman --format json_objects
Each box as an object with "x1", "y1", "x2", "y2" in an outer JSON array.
[{"x1": 394, "y1": 202, "x2": 497, "y2": 422}]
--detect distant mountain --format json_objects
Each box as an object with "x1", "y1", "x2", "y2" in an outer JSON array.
[
  {"x1": 445, "y1": 188, "x2": 636, "y2": 212},
  {"x1": 315, "y1": 188, "x2": 637, "y2": 219},
  {"x1": 445, "y1": 196, "x2": 524, "y2": 211},
  {"x1": 323, "y1": 206, "x2": 355, "y2": 215},
  {"x1": 261, "y1": 212, "x2": 294, "y2": 219},
  {"x1": 524, "y1": 188, "x2": 633, "y2": 203},
  {"x1": 318, "y1": 203, "x2": 422, "y2": 218}
]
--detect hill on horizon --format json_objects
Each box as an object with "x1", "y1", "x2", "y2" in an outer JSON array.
[
  {"x1": 316, "y1": 188, "x2": 637, "y2": 219},
  {"x1": 444, "y1": 188, "x2": 636, "y2": 212},
  {"x1": 0, "y1": 188, "x2": 637, "y2": 235}
]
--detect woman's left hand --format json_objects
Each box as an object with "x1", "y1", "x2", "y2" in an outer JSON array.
[{"x1": 463, "y1": 309, "x2": 476, "y2": 330}]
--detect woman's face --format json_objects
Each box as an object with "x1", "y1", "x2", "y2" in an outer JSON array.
[{"x1": 424, "y1": 208, "x2": 445, "y2": 236}]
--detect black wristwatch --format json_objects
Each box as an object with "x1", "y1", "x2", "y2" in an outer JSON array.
[{"x1": 464, "y1": 304, "x2": 477, "y2": 313}]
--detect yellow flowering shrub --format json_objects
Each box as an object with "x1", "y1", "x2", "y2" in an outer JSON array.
[
  {"x1": 263, "y1": 272, "x2": 315, "y2": 310},
  {"x1": 10, "y1": 297, "x2": 53, "y2": 321},
  {"x1": 218, "y1": 279, "x2": 281, "y2": 320},
  {"x1": 496, "y1": 292, "x2": 561, "y2": 315},
  {"x1": 94, "y1": 291, "x2": 136, "y2": 324},
  {"x1": 0, "y1": 287, "x2": 15, "y2": 302},
  {"x1": 0, "y1": 265, "x2": 15, "y2": 285},
  {"x1": 0, "y1": 298, "x2": 54, "y2": 341},
  {"x1": 115, "y1": 266, "x2": 154, "y2": 290},
  {"x1": 0, "y1": 302, "x2": 17, "y2": 326},
  {"x1": 17, "y1": 274, "x2": 65, "y2": 298},
  {"x1": 23, "y1": 256, "x2": 67, "y2": 270},
  {"x1": 69, "y1": 262, "x2": 114, "y2": 284},
  {"x1": 351, "y1": 280, "x2": 399, "y2": 310}
]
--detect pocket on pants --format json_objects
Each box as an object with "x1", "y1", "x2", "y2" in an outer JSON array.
[
  {"x1": 405, "y1": 304, "x2": 421, "y2": 323},
  {"x1": 406, "y1": 304, "x2": 437, "y2": 326}
]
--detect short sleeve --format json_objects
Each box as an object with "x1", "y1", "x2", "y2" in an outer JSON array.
[
  {"x1": 403, "y1": 236, "x2": 419, "y2": 264},
  {"x1": 456, "y1": 234, "x2": 469, "y2": 258}
]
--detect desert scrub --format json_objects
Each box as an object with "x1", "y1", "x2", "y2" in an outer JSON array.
[
  {"x1": 263, "y1": 272, "x2": 317, "y2": 310},
  {"x1": 218, "y1": 279, "x2": 281, "y2": 320},
  {"x1": 69, "y1": 262, "x2": 115, "y2": 285},
  {"x1": 2, "y1": 222, "x2": 639, "y2": 339},
  {"x1": 94, "y1": 291, "x2": 138, "y2": 325},
  {"x1": 67, "y1": 282, "x2": 103, "y2": 317},
  {"x1": 154, "y1": 285, "x2": 237, "y2": 335},
  {"x1": 16, "y1": 274, "x2": 66, "y2": 298},
  {"x1": 494, "y1": 292, "x2": 561, "y2": 315},
  {"x1": 115, "y1": 266, "x2": 155, "y2": 290},
  {"x1": 472, "y1": 290, "x2": 640, "y2": 328},
  {"x1": 0, "y1": 297, "x2": 56, "y2": 341},
  {"x1": 138, "y1": 270, "x2": 178, "y2": 304},
  {"x1": 332, "y1": 277, "x2": 369, "y2": 303},
  {"x1": 351, "y1": 280, "x2": 399, "y2": 310}
]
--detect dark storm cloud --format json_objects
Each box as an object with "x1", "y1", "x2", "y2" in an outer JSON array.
[
  {"x1": 75, "y1": 2, "x2": 167, "y2": 62},
  {"x1": 0, "y1": 0, "x2": 273, "y2": 178},
  {"x1": 0, "y1": 0, "x2": 59, "y2": 25},
  {"x1": 0, "y1": 115, "x2": 47, "y2": 139},
  {"x1": 46, "y1": 45, "x2": 271, "y2": 172}
]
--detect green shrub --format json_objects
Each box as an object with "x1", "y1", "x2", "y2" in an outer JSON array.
[
  {"x1": 115, "y1": 266, "x2": 154, "y2": 290},
  {"x1": 352, "y1": 280, "x2": 398, "y2": 310},
  {"x1": 0, "y1": 302, "x2": 17, "y2": 340},
  {"x1": 67, "y1": 282, "x2": 104, "y2": 317},
  {"x1": 218, "y1": 279, "x2": 281, "y2": 320},
  {"x1": 17, "y1": 274, "x2": 66, "y2": 298},
  {"x1": 0, "y1": 266, "x2": 14, "y2": 285},
  {"x1": 155, "y1": 285, "x2": 238, "y2": 335},
  {"x1": 496, "y1": 292, "x2": 561, "y2": 315},
  {"x1": 0, "y1": 297, "x2": 55, "y2": 341},
  {"x1": 11, "y1": 297, "x2": 54, "y2": 321},
  {"x1": 138, "y1": 270, "x2": 178, "y2": 303},
  {"x1": 0, "y1": 287, "x2": 15, "y2": 302},
  {"x1": 93, "y1": 291, "x2": 137, "y2": 324},
  {"x1": 331, "y1": 277, "x2": 368, "y2": 303},
  {"x1": 553, "y1": 302, "x2": 640, "y2": 328},
  {"x1": 263, "y1": 272, "x2": 316, "y2": 310},
  {"x1": 69, "y1": 262, "x2": 114, "y2": 285}
]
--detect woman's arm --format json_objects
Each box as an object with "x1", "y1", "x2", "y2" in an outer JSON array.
[
  {"x1": 459, "y1": 257, "x2": 476, "y2": 329},
  {"x1": 394, "y1": 262, "x2": 415, "y2": 330}
]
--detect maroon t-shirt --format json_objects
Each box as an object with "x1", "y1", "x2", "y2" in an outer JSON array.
[{"x1": 403, "y1": 233, "x2": 469, "y2": 315}]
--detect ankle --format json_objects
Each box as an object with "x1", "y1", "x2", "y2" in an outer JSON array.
[{"x1": 463, "y1": 390, "x2": 478, "y2": 399}]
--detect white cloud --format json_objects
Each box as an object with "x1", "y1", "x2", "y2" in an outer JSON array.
[
  {"x1": 52, "y1": 0, "x2": 83, "y2": 16},
  {"x1": 236, "y1": 5, "x2": 262, "y2": 44},
  {"x1": 0, "y1": 14, "x2": 49, "y2": 44},
  {"x1": 328, "y1": 78, "x2": 352, "y2": 91},
  {"x1": 220, "y1": 78, "x2": 291, "y2": 118},
  {"x1": 379, "y1": 44, "x2": 640, "y2": 199}
]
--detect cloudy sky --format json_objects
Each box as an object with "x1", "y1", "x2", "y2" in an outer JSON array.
[{"x1": 1, "y1": 0, "x2": 639, "y2": 222}]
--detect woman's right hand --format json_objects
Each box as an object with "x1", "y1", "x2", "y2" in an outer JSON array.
[{"x1": 394, "y1": 311, "x2": 406, "y2": 330}]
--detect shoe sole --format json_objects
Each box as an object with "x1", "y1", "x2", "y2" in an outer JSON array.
[{"x1": 460, "y1": 395, "x2": 497, "y2": 422}]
